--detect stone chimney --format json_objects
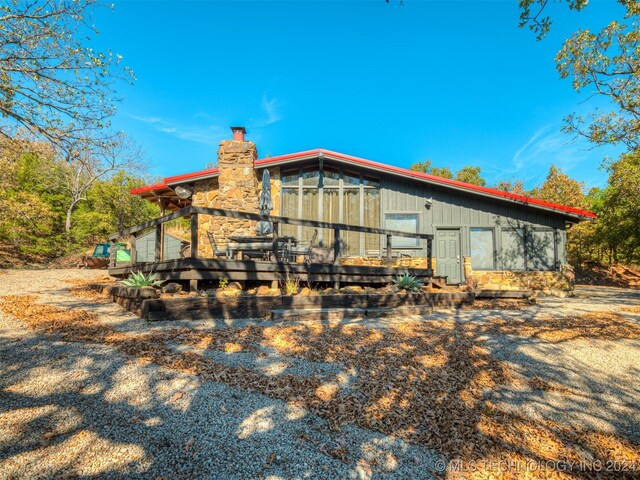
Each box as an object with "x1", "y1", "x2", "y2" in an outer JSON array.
[{"x1": 193, "y1": 127, "x2": 259, "y2": 254}]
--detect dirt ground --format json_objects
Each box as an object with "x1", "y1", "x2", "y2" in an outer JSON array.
[{"x1": 0, "y1": 269, "x2": 639, "y2": 479}]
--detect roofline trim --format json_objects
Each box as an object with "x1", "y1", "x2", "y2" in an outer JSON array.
[{"x1": 131, "y1": 148, "x2": 596, "y2": 219}]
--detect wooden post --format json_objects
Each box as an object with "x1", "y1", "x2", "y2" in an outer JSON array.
[
  {"x1": 109, "y1": 240, "x2": 117, "y2": 268},
  {"x1": 427, "y1": 237, "x2": 433, "y2": 273},
  {"x1": 333, "y1": 228, "x2": 341, "y2": 289},
  {"x1": 272, "y1": 221, "x2": 279, "y2": 261},
  {"x1": 154, "y1": 224, "x2": 162, "y2": 263},
  {"x1": 386, "y1": 234, "x2": 392, "y2": 268},
  {"x1": 129, "y1": 234, "x2": 137, "y2": 266},
  {"x1": 190, "y1": 213, "x2": 198, "y2": 259}
]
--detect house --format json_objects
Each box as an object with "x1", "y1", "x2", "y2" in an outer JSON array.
[{"x1": 129, "y1": 127, "x2": 594, "y2": 292}]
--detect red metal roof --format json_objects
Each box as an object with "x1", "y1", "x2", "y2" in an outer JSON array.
[{"x1": 131, "y1": 148, "x2": 596, "y2": 219}]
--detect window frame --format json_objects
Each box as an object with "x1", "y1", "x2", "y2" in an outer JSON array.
[
  {"x1": 383, "y1": 212, "x2": 421, "y2": 249},
  {"x1": 469, "y1": 227, "x2": 496, "y2": 271},
  {"x1": 279, "y1": 161, "x2": 381, "y2": 256}
]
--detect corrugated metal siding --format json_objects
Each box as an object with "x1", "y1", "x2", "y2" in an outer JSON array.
[{"x1": 136, "y1": 231, "x2": 185, "y2": 263}]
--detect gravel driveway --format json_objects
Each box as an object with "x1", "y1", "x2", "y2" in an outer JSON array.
[{"x1": 0, "y1": 269, "x2": 639, "y2": 479}]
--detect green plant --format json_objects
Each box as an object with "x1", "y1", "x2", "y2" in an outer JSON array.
[
  {"x1": 393, "y1": 273, "x2": 423, "y2": 292},
  {"x1": 121, "y1": 271, "x2": 165, "y2": 288},
  {"x1": 219, "y1": 276, "x2": 229, "y2": 289},
  {"x1": 282, "y1": 274, "x2": 300, "y2": 295}
]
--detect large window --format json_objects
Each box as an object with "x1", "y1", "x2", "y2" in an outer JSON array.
[
  {"x1": 497, "y1": 227, "x2": 557, "y2": 271},
  {"x1": 500, "y1": 228, "x2": 525, "y2": 270},
  {"x1": 280, "y1": 164, "x2": 380, "y2": 255},
  {"x1": 528, "y1": 230, "x2": 556, "y2": 271},
  {"x1": 384, "y1": 213, "x2": 419, "y2": 248},
  {"x1": 470, "y1": 228, "x2": 495, "y2": 270}
]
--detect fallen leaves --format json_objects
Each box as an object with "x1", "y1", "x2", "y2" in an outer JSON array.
[
  {"x1": 2, "y1": 294, "x2": 639, "y2": 479},
  {"x1": 169, "y1": 390, "x2": 185, "y2": 403}
]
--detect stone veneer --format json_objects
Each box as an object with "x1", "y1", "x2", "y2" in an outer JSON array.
[
  {"x1": 339, "y1": 256, "x2": 435, "y2": 270},
  {"x1": 472, "y1": 268, "x2": 574, "y2": 292},
  {"x1": 191, "y1": 135, "x2": 281, "y2": 257}
]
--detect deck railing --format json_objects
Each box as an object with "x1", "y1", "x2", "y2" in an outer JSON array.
[{"x1": 107, "y1": 206, "x2": 434, "y2": 271}]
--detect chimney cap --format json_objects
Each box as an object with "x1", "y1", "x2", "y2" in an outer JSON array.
[{"x1": 230, "y1": 126, "x2": 246, "y2": 141}]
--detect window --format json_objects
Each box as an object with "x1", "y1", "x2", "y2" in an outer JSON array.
[
  {"x1": 528, "y1": 230, "x2": 556, "y2": 271},
  {"x1": 470, "y1": 228, "x2": 495, "y2": 270},
  {"x1": 279, "y1": 163, "x2": 381, "y2": 255},
  {"x1": 385, "y1": 213, "x2": 419, "y2": 248},
  {"x1": 500, "y1": 228, "x2": 525, "y2": 270}
]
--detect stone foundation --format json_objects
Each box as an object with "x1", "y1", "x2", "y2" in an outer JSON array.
[
  {"x1": 339, "y1": 256, "x2": 435, "y2": 270},
  {"x1": 473, "y1": 269, "x2": 573, "y2": 292}
]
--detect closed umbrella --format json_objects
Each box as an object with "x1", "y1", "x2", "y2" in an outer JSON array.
[{"x1": 256, "y1": 169, "x2": 273, "y2": 236}]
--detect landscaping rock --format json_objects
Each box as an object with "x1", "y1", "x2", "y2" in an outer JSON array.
[
  {"x1": 299, "y1": 287, "x2": 312, "y2": 296},
  {"x1": 340, "y1": 285, "x2": 364, "y2": 294},
  {"x1": 162, "y1": 282, "x2": 182, "y2": 294},
  {"x1": 227, "y1": 281, "x2": 243, "y2": 291},
  {"x1": 256, "y1": 285, "x2": 271, "y2": 296}
]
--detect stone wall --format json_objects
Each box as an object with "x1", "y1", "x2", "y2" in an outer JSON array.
[
  {"x1": 339, "y1": 256, "x2": 435, "y2": 270},
  {"x1": 472, "y1": 269, "x2": 573, "y2": 292}
]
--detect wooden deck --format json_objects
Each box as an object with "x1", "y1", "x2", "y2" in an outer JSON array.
[{"x1": 107, "y1": 206, "x2": 437, "y2": 289}]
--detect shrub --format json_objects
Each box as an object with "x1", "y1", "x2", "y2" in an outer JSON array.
[
  {"x1": 121, "y1": 271, "x2": 165, "y2": 288},
  {"x1": 219, "y1": 276, "x2": 229, "y2": 289},
  {"x1": 393, "y1": 273, "x2": 423, "y2": 292},
  {"x1": 282, "y1": 274, "x2": 299, "y2": 295}
]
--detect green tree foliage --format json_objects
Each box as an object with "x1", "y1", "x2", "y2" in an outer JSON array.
[
  {"x1": 494, "y1": 179, "x2": 527, "y2": 196},
  {"x1": 430, "y1": 167, "x2": 453, "y2": 179},
  {"x1": 409, "y1": 160, "x2": 432, "y2": 173},
  {"x1": 0, "y1": 138, "x2": 158, "y2": 264},
  {"x1": 520, "y1": 1, "x2": 639, "y2": 151},
  {"x1": 408, "y1": 161, "x2": 470, "y2": 181},
  {"x1": 72, "y1": 171, "x2": 159, "y2": 245},
  {"x1": 455, "y1": 166, "x2": 486, "y2": 186},
  {"x1": 534, "y1": 165, "x2": 588, "y2": 209}
]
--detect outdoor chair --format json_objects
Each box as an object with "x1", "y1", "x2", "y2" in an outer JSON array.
[
  {"x1": 306, "y1": 229, "x2": 336, "y2": 264},
  {"x1": 206, "y1": 232, "x2": 231, "y2": 258}
]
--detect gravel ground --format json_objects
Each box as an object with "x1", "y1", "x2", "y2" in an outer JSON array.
[
  {"x1": 0, "y1": 270, "x2": 441, "y2": 479},
  {"x1": 1, "y1": 269, "x2": 639, "y2": 479}
]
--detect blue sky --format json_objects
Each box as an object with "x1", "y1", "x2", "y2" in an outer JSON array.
[{"x1": 93, "y1": 1, "x2": 625, "y2": 189}]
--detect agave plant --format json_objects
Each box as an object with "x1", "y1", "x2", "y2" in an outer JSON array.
[
  {"x1": 393, "y1": 273, "x2": 423, "y2": 292},
  {"x1": 121, "y1": 271, "x2": 165, "y2": 288}
]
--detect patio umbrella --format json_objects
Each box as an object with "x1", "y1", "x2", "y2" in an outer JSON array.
[{"x1": 256, "y1": 169, "x2": 273, "y2": 235}]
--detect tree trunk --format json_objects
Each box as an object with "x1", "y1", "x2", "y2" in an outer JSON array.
[{"x1": 65, "y1": 199, "x2": 79, "y2": 237}]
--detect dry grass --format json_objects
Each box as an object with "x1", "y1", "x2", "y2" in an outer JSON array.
[{"x1": 1, "y1": 294, "x2": 639, "y2": 479}]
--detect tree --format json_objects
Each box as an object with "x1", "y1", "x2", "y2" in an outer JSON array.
[
  {"x1": 494, "y1": 179, "x2": 527, "y2": 196},
  {"x1": 408, "y1": 160, "x2": 453, "y2": 178},
  {"x1": 431, "y1": 167, "x2": 453, "y2": 179},
  {"x1": 72, "y1": 171, "x2": 159, "y2": 244},
  {"x1": 455, "y1": 166, "x2": 486, "y2": 186},
  {"x1": 409, "y1": 160, "x2": 432, "y2": 173},
  {"x1": 58, "y1": 132, "x2": 146, "y2": 235},
  {"x1": 519, "y1": 1, "x2": 639, "y2": 151},
  {"x1": 0, "y1": 139, "x2": 65, "y2": 260},
  {"x1": 535, "y1": 164, "x2": 587, "y2": 209},
  {"x1": 0, "y1": 0, "x2": 134, "y2": 152}
]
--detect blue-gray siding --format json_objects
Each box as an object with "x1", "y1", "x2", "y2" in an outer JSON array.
[
  {"x1": 135, "y1": 231, "x2": 185, "y2": 263},
  {"x1": 380, "y1": 176, "x2": 569, "y2": 278}
]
